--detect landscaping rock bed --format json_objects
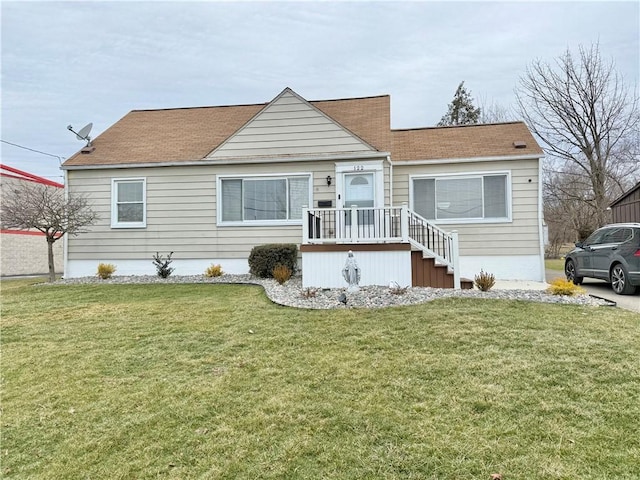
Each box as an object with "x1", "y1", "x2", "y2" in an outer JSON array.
[{"x1": 56, "y1": 274, "x2": 608, "y2": 309}]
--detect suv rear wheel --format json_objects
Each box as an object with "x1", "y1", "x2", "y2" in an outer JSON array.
[
  {"x1": 565, "y1": 259, "x2": 583, "y2": 285},
  {"x1": 611, "y1": 263, "x2": 637, "y2": 295}
]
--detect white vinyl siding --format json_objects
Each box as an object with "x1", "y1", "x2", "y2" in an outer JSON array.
[
  {"x1": 412, "y1": 173, "x2": 509, "y2": 222},
  {"x1": 218, "y1": 174, "x2": 311, "y2": 225},
  {"x1": 208, "y1": 90, "x2": 374, "y2": 158},
  {"x1": 393, "y1": 159, "x2": 541, "y2": 257},
  {"x1": 65, "y1": 162, "x2": 339, "y2": 263},
  {"x1": 111, "y1": 178, "x2": 146, "y2": 228}
]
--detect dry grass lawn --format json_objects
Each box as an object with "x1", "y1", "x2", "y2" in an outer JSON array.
[{"x1": 2, "y1": 278, "x2": 639, "y2": 479}]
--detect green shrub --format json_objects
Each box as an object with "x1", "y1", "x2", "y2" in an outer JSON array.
[
  {"x1": 272, "y1": 264, "x2": 292, "y2": 285},
  {"x1": 152, "y1": 252, "x2": 175, "y2": 278},
  {"x1": 96, "y1": 263, "x2": 116, "y2": 279},
  {"x1": 546, "y1": 278, "x2": 586, "y2": 296},
  {"x1": 474, "y1": 270, "x2": 496, "y2": 292},
  {"x1": 204, "y1": 264, "x2": 223, "y2": 277},
  {"x1": 248, "y1": 244, "x2": 298, "y2": 278}
]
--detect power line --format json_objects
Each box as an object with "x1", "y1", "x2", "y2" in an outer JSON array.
[{"x1": 1, "y1": 139, "x2": 65, "y2": 162}]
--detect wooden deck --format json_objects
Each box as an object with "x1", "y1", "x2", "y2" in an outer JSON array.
[{"x1": 302, "y1": 205, "x2": 462, "y2": 289}]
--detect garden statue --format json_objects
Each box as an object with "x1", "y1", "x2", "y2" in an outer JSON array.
[{"x1": 342, "y1": 250, "x2": 361, "y2": 292}]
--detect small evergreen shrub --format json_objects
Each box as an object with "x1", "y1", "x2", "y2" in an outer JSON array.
[
  {"x1": 546, "y1": 278, "x2": 586, "y2": 296},
  {"x1": 152, "y1": 252, "x2": 175, "y2": 278},
  {"x1": 204, "y1": 264, "x2": 223, "y2": 277},
  {"x1": 474, "y1": 270, "x2": 496, "y2": 292},
  {"x1": 97, "y1": 263, "x2": 116, "y2": 279},
  {"x1": 248, "y1": 244, "x2": 297, "y2": 278},
  {"x1": 272, "y1": 264, "x2": 292, "y2": 285}
]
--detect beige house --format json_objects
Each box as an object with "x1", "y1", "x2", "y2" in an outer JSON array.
[
  {"x1": 61, "y1": 88, "x2": 545, "y2": 287},
  {"x1": 0, "y1": 165, "x2": 64, "y2": 277}
]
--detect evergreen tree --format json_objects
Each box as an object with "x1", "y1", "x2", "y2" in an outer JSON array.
[{"x1": 437, "y1": 81, "x2": 481, "y2": 126}]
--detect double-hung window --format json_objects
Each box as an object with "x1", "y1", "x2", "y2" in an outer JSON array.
[
  {"x1": 111, "y1": 178, "x2": 146, "y2": 228},
  {"x1": 219, "y1": 175, "x2": 310, "y2": 224},
  {"x1": 412, "y1": 173, "x2": 510, "y2": 222}
]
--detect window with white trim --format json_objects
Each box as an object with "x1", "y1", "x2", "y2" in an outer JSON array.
[
  {"x1": 219, "y1": 175, "x2": 310, "y2": 224},
  {"x1": 412, "y1": 173, "x2": 509, "y2": 221},
  {"x1": 111, "y1": 178, "x2": 146, "y2": 228}
]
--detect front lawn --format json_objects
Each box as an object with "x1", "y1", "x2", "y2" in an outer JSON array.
[
  {"x1": 2, "y1": 279, "x2": 639, "y2": 479},
  {"x1": 545, "y1": 258, "x2": 565, "y2": 271}
]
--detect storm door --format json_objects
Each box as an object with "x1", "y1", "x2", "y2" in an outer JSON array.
[{"x1": 342, "y1": 172, "x2": 376, "y2": 238}]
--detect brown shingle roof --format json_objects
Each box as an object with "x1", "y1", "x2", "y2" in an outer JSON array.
[
  {"x1": 63, "y1": 103, "x2": 264, "y2": 167},
  {"x1": 62, "y1": 92, "x2": 541, "y2": 168},
  {"x1": 391, "y1": 122, "x2": 543, "y2": 161},
  {"x1": 311, "y1": 95, "x2": 391, "y2": 152}
]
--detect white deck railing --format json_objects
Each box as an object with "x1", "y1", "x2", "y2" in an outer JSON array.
[
  {"x1": 302, "y1": 204, "x2": 460, "y2": 288},
  {"x1": 303, "y1": 205, "x2": 406, "y2": 244}
]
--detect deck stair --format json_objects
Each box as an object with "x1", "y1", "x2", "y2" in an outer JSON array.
[
  {"x1": 302, "y1": 205, "x2": 468, "y2": 289},
  {"x1": 411, "y1": 252, "x2": 473, "y2": 289},
  {"x1": 405, "y1": 209, "x2": 469, "y2": 289}
]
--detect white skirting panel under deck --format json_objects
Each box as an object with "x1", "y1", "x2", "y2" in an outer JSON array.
[{"x1": 301, "y1": 250, "x2": 412, "y2": 289}]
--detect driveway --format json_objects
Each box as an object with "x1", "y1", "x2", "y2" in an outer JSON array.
[{"x1": 546, "y1": 269, "x2": 640, "y2": 314}]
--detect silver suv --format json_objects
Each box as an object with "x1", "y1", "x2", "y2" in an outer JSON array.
[{"x1": 565, "y1": 223, "x2": 640, "y2": 295}]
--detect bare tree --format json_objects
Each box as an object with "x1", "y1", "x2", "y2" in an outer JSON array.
[
  {"x1": 1, "y1": 182, "x2": 97, "y2": 282},
  {"x1": 477, "y1": 95, "x2": 516, "y2": 124},
  {"x1": 543, "y1": 166, "x2": 604, "y2": 256},
  {"x1": 516, "y1": 43, "x2": 639, "y2": 231}
]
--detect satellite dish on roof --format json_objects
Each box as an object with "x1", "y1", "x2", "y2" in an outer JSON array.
[
  {"x1": 76, "y1": 123, "x2": 92, "y2": 141},
  {"x1": 67, "y1": 122, "x2": 93, "y2": 147}
]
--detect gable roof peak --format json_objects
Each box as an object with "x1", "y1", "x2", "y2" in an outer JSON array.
[
  {"x1": 206, "y1": 87, "x2": 381, "y2": 159},
  {"x1": 273, "y1": 87, "x2": 390, "y2": 104},
  {"x1": 126, "y1": 88, "x2": 391, "y2": 115}
]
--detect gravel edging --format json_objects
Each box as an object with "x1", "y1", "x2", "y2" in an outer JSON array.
[{"x1": 54, "y1": 274, "x2": 608, "y2": 310}]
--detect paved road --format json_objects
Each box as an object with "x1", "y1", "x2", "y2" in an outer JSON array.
[{"x1": 546, "y1": 269, "x2": 640, "y2": 314}]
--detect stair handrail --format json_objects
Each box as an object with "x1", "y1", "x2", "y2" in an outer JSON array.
[
  {"x1": 405, "y1": 209, "x2": 460, "y2": 289},
  {"x1": 405, "y1": 209, "x2": 454, "y2": 266}
]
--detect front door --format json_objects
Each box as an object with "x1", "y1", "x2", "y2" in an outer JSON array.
[
  {"x1": 340, "y1": 172, "x2": 376, "y2": 239},
  {"x1": 335, "y1": 161, "x2": 385, "y2": 241},
  {"x1": 344, "y1": 172, "x2": 375, "y2": 223}
]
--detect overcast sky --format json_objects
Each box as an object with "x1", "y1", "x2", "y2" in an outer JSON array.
[{"x1": 2, "y1": 1, "x2": 638, "y2": 182}]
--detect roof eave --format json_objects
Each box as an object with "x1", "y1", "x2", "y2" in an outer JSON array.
[
  {"x1": 61, "y1": 151, "x2": 392, "y2": 171},
  {"x1": 391, "y1": 153, "x2": 544, "y2": 166}
]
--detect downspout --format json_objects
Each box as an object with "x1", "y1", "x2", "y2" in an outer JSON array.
[
  {"x1": 63, "y1": 169, "x2": 68, "y2": 278},
  {"x1": 537, "y1": 157, "x2": 546, "y2": 283},
  {"x1": 386, "y1": 154, "x2": 393, "y2": 206}
]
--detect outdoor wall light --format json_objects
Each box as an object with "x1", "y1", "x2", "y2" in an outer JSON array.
[{"x1": 326, "y1": 175, "x2": 332, "y2": 186}]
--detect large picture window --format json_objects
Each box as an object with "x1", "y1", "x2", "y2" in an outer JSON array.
[
  {"x1": 219, "y1": 175, "x2": 310, "y2": 224},
  {"x1": 412, "y1": 173, "x2": 509, "y2": 222},
  {"x1": 111, "y1": 178, "x2": 146, "y2": 228}
]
